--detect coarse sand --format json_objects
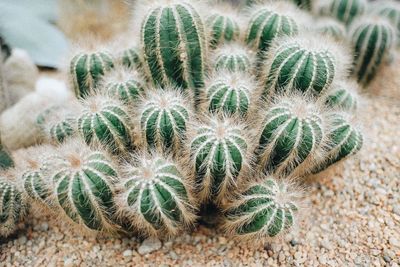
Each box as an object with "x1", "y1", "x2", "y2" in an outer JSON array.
[{"x1": 0, "y1": 63, "x2": 399, "y2": 266}]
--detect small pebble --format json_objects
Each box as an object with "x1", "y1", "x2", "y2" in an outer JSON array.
[{"x1": 138, "y1": 238, "x2": 162, "y2": 255}]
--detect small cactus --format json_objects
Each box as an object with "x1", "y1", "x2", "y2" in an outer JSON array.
[
  {"x1": 324, "y1": 0, "x2": 366, "y2": 26},
  {"x1": 48, "y1": 140, "x2": 119, "y2": 232},
  {"x1": 101, "y1": 67, "x2": 145, "y2": 105},
  {"x1": 206, "y1": 9, "x2": 240, "y2": 48},
  {"x1": 70, "y1": 50, "x2": 114, "y2": 98},
  {"x1": 256, "y1": 94, "x2": 323, "y2": 177},
  {"x1": 245, "y1": 2, "x2": 301, "y2": 54},
  {"x1": 261, "y1": 35, "x2": 348, "y2": 98},
  {"x1": 140, "y1": 1, "x2": 207, "y2": 98},
  {"x1": 291, "y1": 0, "x2": 313, "y2": 11},
  {"x1": 223, "y1": 177, "x2": 301, "y2": 241},
  {"x1": 350, "y1": 17, "x2": 395, "y2": 86},
  {"x1": 0, "y1": 177, "x2": 26, "y2": 237},
  {"x1": 188, "y1": 116, "x2": 249, "y2": 203},
  {"x1": 324, "y1": 81, "x2": 359, "y2": 112},
  {"x1": 138, "y1": 89, "x2": 191, "y2": 153},
  {"x1": 314, "y1": 18, "x2": 346, "y2": 41},
  {"x1": 0, "y1": 134, "x2": 14, "y2": 170},
  {"x1": 116, "y1": 152, "x2": 196, "y2": 237},
  {"x1": 375, "y1": 2, "x2": 400, "y2": 45},
  {"x1": 312, "y1": 113, "x2": 363, "y2": 174},
  {"x1": 119, "y1": 46, "x2": 143, "y2": 69},
  {"x1": 204, "y1": 71, "x2": 256, "y2": 117},
  {"x1": 78, "y1": 94, "x2": 134, "y2": 153},
  {"x1": 213, "y1": 44, "x2": 253, "y2": 73}
]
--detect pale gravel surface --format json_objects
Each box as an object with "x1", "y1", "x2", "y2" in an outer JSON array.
[{"x1": 1, "y1": 71, "x2": 400, "y2": 266}]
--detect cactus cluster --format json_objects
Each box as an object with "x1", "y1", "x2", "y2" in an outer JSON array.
[{"x1": 4, "y1": 0, "x2": 395, "y2": 244}]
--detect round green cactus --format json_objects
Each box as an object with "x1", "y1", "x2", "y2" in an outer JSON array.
[
  {"x1": 102, "y1": 68, "x2": 145, "y2": 105},
  {"x1": 375, "y1": 2, "x2": 400, "y2": 44},
  {"x1": 0, "y1": 178, "x2": 25, "y2": 237},
  {"x1": 138, "y1": 89, "x2": 191, "y2": 153},
  {"x1": 140, "y1": 1, "x2": 207, "y2": 99},
  {"x1": 324, "y1": 81, "x2": 359, "y2": 112},
  {"x1": 223, "y1": 177, "x2": 300, "y2": 241},
  {"x1": 325, "y1": 0, "x2": 366, "y2": 25},
  {"x1": 315, "y1": 18, "x2": 346, "y2": 41},
  {"x1": 312, "y1": 113, "x2": 363, "y2": 174},
  {"x1": 261, "y1": 35, "x2": 347, "y2": 98},
  {"x1": 291, "y1": 0, "x2": 313, "y2": 11},
  {"x1": 256, "y1": 95, "x2": 323, "y2": 177},
  {"x1": 204, "y1": 72, "x2": 255, "y2": 116},
  {"x1": 117, "y1": 153, "x2": 196, "y2": 237},
  {"x1": 0, "y1": 134, "x2": 14, "y2": 170},
  {"x1": 49, "y1": 117, "x2": 76, "y2": 144},
  {"x1": 245, "y1": 2, "x2": 300, "y2": 54},
  {"x1": 120, "y1": 46, "x2": 142, "y2": 69},
  {"x1": 70, "y1": 51, "x2": 115, "y2": 98},
  {"x1": 78, "y1": 95, "x2": 133, "y2": 153},
  {"x1": 49, "y1": 140, "x2": 119, "y2": 232},
  {"x1": 206, "y1": 11, "x2": 240, "y2": 48},
  {"x1": 189, "y1": 117, "x2": 249, "y2": 203},
  {"x1": 213, "y1": 44, "x2": 252, "y2": 73},
  {"x1": 350, "y1": 18, "x2": 395, "y2": 86}
]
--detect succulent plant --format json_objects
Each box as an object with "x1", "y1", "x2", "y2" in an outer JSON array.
[
  {"x1": 324, "y1": 0, "x2": 366, "y2": 26},
  {"x1": 223, "y1": 177, "x2": 300, "y2": 241},
  {"x1": 0, "y1": 177, "x2": 26, "y2": 237},
  {"x1": 0, "y1": 56, "x2": 11, "y2": 113},
  {"x1": 245, "y1": 2, "x2": 301, "y2": 55},
  {"x1": 291, "y1": 0, "x2": 313, "y2": 11},
  {"x1": 314, "y1": 18, "x2": 346, "y2": 41},
  {"x1": 213, "y1": 44, "x2": 253, "y2": 73},
  {"x1": 138, "y1": 88, "x2": 191, "y2": 153},
  {"x1": 350, "y1": 17, "x2": 395, "y2": 86},
  {"x1": 324, "y1": 81, "x2": 359, "y2": 112},
  {"x1": 140, "y1": 1, "x2": 207, "y2": 99},
  {"x1": 117, "y1": 152, "x2": 196, "y2": 237},
  {"x1": 48, "y1": 140, "x2": 119, "y2": 232},
  {"x1": 206, "y1": 9, "x2": 240, "y2": 48},
  {"x1": 260, "y1": 35, "x2": 348, "y2": 98},
  {"x1": 256, "y1": 94, "x2": 323, "y2": 177},
  {"x1": 203, "y1": 71, "x2": 256, "y2": 117},
  {"x1": 70, "y1": 50, "x2": 115, "y2": 98},
  {"x1": 0, "y1": 134, "x2": 14, "y2": 170},
  {"x1": 374, "y1": 2, "x2": 400, "y2": 44},
  {"x1": 78, "y1": 94, "x2": 134, "y2": 154},
  {"x1": 188, "y1": 116, "x2": 249, "y2": 203},
  {"x1": 119, "y1": 46, "x2": 143, "y2": 69},
  {"x1": 312, "y1": 113, "x2": 363, "y2": 174}
]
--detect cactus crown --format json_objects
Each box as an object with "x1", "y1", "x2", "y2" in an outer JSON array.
[
  {"x1": 138, "y1": 88, "x2": 192, "y2": 153},
  {"x1": 117, "y1": 152, "x2": 196, "y2": 237},
  {"x1": 314, "y1": 18, "x2": 346, "y2": 41},
  {"x1": 206, "y1": 6, "x2": 241, "y2": 48},
  {"x1": 212, "y1": 44, "x2": 253, "y2": 73},
  {"x1": 223, "y1": 176, "x2": 301, "y2": 241},
  {"x1": 189, "y1": 116, "x2": 250, "y2": 203}
]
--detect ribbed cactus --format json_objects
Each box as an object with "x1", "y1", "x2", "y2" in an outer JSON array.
[
  {"x1": 120, "y1": 46, "x2": 142, "y2": 69},
  {"x1": 189, "y1": 117, "x2": 249, "y2": 203},
  {"x1": 291, "y1": 0, "x2": 313, "y2": 11},
  {"x1": 245, "y1": 2, "x2": 300, "y2": 54},
  {"x1": 117, "y1": 153, "x2": 196, "y2": 237},
  {"x1": 223, "y1": 177, "x2": 300, "y2": 241},
  {"x1": 49, "y1": 117, "x2": 76, "y2": 144},
  {"x1": 324, "y1": 81, "x2": 359, "y2": 112},
  {"x1": 78, "y1": 95, "x2": 133, "y2": 153},
  {"x1": 315, "y1": 18, "x2": 346, "y2": 41},
  {"x1": 70, "y1": 50, "x2": 114, "y2": 98},
  {"x1": 256, "y1": 95, "x2": 323, "y2": 177},
  {"x1": 261, "y1": 35, "x2": 346, "y2": 98},
  {"x1": 213, "y1": 44, "x2": 252, "y2": 73},
  {"x1": 138, "y1": 89, "x2": 191, "y2": 153},
  {"x1": 206, "y1": 11, "x2": 240, "y2": 48},
  {"x1": 0, "y1": 134, "x2": 14, "y2": 170},
  {"x1": 312, "y1": 113, "x2": 363, "y2": 174},
  {"x1": 350, "y1": 18, "x2": 395, "y2": 86},
  {"x1": 325, "y1": 0, "x2": 366, "y2": 25},
  {"x1": 48, "y1": 140, "x2": 118, "y2": 232},
  {"x1": 42, "y1": 104, "x2": 78, "y2": 144},
  {"x1": 375, "y1": 3, "x2": 400, "y2": 44},
  {"x1": 204, "y1": 72, "x2": 255, "y2": 117},
  {"x1": 140, "y1": 1, "x2": 207, "y2": 98},
  {"x1": 101, "y1": 68, "x2": 145, "y2": 105},
  {"x1": 0, "y1": 178, "x2": 25, "y2": 237}
]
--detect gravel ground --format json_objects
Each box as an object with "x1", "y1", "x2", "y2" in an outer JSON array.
[{"x1": 1, "y1": 70, "x2": 400, "y2": 266}]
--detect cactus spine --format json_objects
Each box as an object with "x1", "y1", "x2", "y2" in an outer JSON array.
[
  {"x1": 350, "y1": 18, "x2": 395, "y2": 85},
  {"x1": 78, "y1": 95, "x2": 133, "y2": 153},
  {"x1": 206, "y1": 12, "x2": 240, "y2": 48},
  {"x1": 213, "y1": 45, "x2": 252, "y2": 73},
  {"x1": 49, "y1": 140, "x2": 118, "y2": 232},
  {"x1": 138, "y1": 89, "x2": 191, "y2": 153},
  {"x1": 189, "y1": 117, "x2": 249, "y2": 203},
  {"x1": 261, "y1": 35, "x2": 344, "y2": 98},
  {"x1": 140, "y1": 1, "x2": 207, "y2": 98},
  {"x1": 324, "y1": 81, "x2": 358, "y2": 112},
  {"x1": 0, "y1": 178, "x2": 25, "y2": 237},
  {"x1": 117, "y1": 153, "x2": 196, "y2": 237},
  {"x1": 223, "y1": 177, "x2": 299, "y2": 240},
  {"x1": 70, "y1": 51, "x2": 114, "y2": 98},
  {"x1": 326, "y1": 0, "x2": 366, "y2": 25},
  {"x1": 256, "y1": 95, "x2": 323, "y2": 177}
]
